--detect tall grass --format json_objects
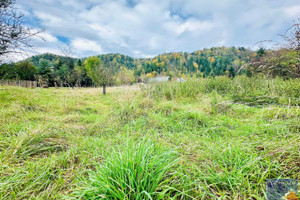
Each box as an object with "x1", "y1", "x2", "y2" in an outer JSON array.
[
  {"x1": 1, "y1": 130, "x2": 67, "y2": 162},
  {"x1": 147, "y1": 76, "x2": 300, "y2": 105},
  {"x1": 72, "y1": 140, "x2": 178, "y2": 200},
  {"x1": 0, "y1": 76, "x2": 299, "y2": 199},
  {"x1": 196, "y1": 142, "x2": 281, "y2": 198}
]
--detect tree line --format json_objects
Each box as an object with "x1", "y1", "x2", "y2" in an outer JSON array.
[
  {"x1": 1, "y1": 43, "x2": 299, "y2": 91},
  {"x1": 0, "y1": 47, "x2": 253, "y2": 84}
]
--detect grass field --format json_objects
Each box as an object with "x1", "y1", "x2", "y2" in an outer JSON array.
[{"x1": 0, "y1": 76, "x2": 299, "y2": 199}]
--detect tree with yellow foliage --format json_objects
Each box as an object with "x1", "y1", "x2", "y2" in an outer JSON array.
[
  {"x1": 115, "y1": 66, "x2": 135, "y2": 85},
  {"x1": 193, "y1": 62, "x2": 199, "y2": 69}
]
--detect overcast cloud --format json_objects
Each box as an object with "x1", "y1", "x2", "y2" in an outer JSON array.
[{"x1": 17, "y1": 0, "x2": 300, "y2": 58}]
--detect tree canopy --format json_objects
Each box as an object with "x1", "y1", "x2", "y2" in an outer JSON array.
[{"x1": 84, "y1": 56, "x2": 114, "y2": 94}]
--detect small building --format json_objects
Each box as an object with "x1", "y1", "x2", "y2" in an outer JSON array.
[{"x1": 148, "y1": 76, "x2": 170, "y2": 83}]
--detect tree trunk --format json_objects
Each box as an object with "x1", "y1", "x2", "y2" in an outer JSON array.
[{"x1": 103, "y1": 84, "x2": 106, "y2": 95}]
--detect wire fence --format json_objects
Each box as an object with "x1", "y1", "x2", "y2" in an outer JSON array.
[{"x1": 0, "y1": 80, "x2": 37, "y2": 88}]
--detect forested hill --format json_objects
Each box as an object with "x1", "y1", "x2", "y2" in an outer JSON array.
[
  {"x1": 2, "y1": 45, "x2": 299, "y2": 86},
  {"x1": 28, "y1": 46, "x2": 253, "y2": 78}
]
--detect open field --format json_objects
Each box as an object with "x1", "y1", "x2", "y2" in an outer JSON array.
[{"x1": 0, "y1": 76, "x2": 299, "y2": 199}]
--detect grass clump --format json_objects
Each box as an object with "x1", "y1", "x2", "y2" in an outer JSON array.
[
  {"x1": 73, "y1": 140, "x2": 178, "y2": 200},
  {"x1": 2, "y1": 131, "x2": 67, "y2": 161},
  {"x1": 197, "y1": 143, "x2": 279, "y2": 198}
]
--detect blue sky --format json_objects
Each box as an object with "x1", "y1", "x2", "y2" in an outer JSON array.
[{"x1": 17, "y1": 0, "x2": 300, "y2": 58}]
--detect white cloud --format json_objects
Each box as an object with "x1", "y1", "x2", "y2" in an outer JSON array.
[
  {"x1": 15, "y1": 0, "x2": 300, "y2": 59},
  {"x1": 72, "y1": 38, "x2": 103, "y2": 54},
  {"x1": 38, "y1": 32, "x2": 58, "y2": 43},
  {"x1": 284, "y1": 5, "x2": 300, "y2": 19},
  {"x1": 165, "y1": 19, "x2": 213, "y2": 35}
]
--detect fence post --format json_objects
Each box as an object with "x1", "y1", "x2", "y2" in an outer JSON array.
[{"x1": 0, "y1": 80, "x2": 38, "y2": 88}]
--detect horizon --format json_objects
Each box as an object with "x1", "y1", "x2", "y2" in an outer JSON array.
[{"x1": 26, "y1": 46, "x2": 254, "y2": 60}]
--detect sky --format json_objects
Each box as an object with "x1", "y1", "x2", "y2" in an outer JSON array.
[{"x1": 17, "y1": 0, "x2": 300, "y2": 59}]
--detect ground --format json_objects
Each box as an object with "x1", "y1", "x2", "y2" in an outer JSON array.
[{"x1": 0, "y1": 77, "x2": 299, "y2": 199}]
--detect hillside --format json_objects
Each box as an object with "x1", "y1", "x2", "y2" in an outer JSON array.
[
  {"x1": 0, "y1": 46, "x2": 255, "y2": 87},
  {"x1": 27, "y1": 46, "x2": 253, "y2": 77}
]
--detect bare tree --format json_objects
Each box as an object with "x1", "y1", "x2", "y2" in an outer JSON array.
[
  {"x1": 56, "y1": 43, "x2": 85, "y2": 88},
  {"x1": 248, "y1": 20, "x2": 300, "y2": 78},
  {"x1": 58, "y1": 43, "x2": 75, "y2": 58},
  {"x1": 0, "y1": 0, "x2": 41, "y2": 62},
  {"x1": 279, "y1": 19, "x2": 300, "y2": 50}
]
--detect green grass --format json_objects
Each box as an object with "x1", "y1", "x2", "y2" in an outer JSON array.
[
  {"x1": 0, "y1": 76, "x2": 299, "y2": 199},
  {"x1": 71, "y1": 140, "x2": 178, "y2": 200}
]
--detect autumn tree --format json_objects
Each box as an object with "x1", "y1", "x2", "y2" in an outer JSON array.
[
  {"x1": 84, "y1": 56, "x2": 113, "y2": 94},
  {"x1": 115, "y1": 66, "x2": 135, "y2": 85}
]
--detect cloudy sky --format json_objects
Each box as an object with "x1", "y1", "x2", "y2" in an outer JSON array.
[{"x1": 17, "y1": 0, "x2": 300, "y2": 58}]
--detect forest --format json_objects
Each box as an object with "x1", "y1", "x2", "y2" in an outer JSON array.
[{"x1": 1, "y1": 45, "x2": 299, "y2": 88}]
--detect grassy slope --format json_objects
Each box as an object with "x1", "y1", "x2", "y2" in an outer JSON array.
[{"x1": 0, "y1": 76, "x2": 299, "y2": 199}]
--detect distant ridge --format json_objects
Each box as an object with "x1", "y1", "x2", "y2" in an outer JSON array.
[{"x1": 26, "y1": 47, "x2": 253, "y2": 78}]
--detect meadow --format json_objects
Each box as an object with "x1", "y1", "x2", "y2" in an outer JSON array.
[{"x1": 0, "y1": 76, "x2": 299, "y2": 199}]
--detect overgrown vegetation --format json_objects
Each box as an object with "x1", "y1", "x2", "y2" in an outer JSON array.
[
  {"x1": 247, "y1": 20, "x2": 300, "y2": 79},
  {"x1": 0, "y1": 76, "x2": 299, "y2": 199}
]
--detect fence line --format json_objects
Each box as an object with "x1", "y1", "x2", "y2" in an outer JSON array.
[{"x1": 0, "y1": 80, "x2": 37, "y2": 88}]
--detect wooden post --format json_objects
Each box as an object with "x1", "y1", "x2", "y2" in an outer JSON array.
[{"x1": 103, "y1": 84, "x2": 106, "y2": 95}]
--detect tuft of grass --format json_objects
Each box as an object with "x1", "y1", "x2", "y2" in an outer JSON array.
[
  {"x1": 72, "y1": 140, "x2": 178, "y2": 200},
  {"x1": 1, "y1": 128, "x2": 68, "y2": 163},
  {"x1": 199, "y1": 143, "x2": 275, "y2": 190}
]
